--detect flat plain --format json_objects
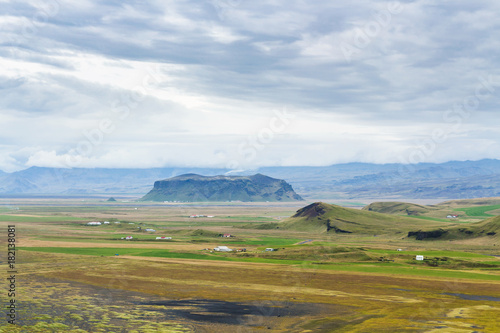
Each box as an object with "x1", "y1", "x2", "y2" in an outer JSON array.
[{"x1": 1, "y1": 197, "x2": 499, "y2": 332}]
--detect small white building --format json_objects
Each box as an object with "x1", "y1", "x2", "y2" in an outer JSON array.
[
  {"x1": 265, "y1": 248, "x2": 275, "y2": 252},
  {"x1": 145, "y1": 228, "x2": 156, "y2": 232},
  {"x1": 416, "y1": 255, "x2": 424, "y2": 261},
  {"x1": 103, "y1": 221, "x2": 110, "y2": 224},
  {"x1": 214, "y1": 246, "x2": 232, "y2": 252},
  {"x1": 114, "y1": 221, "x2": 120, "y2": 224},
  {"x1": 125, "y1": 236, "x2": 133, "y2": 240},
  {"x1": 397, "y1": 248, "x2": 403, "y2": 251},
  {"x1": 86, "y1": 221, "x2": 101, "y2": 226},
  {"x1": 156, "y1": 237, "x2": 172, "y2": 240}
]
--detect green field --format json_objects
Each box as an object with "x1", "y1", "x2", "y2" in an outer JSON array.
[
  {"x1": 367, "y1": 249, "x2": 494, "y2": 258},
  {"x1": 304, "y1": 262, "x2": 500, "y2": 281},
  {"x1": 406, "y1": 215, "x2": 466, "y2": 223},
  {"x1": 454, "y1": 204, "x2": 500, "y2": 217},
  {"x1": 19, "y1": 246, "x2": 500, "y2": 282},
  {"x1": 220, "y1": 236, "x2": 302, "y2": 246}
]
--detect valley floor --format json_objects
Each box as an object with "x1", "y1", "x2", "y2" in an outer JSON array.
[{"x1": 1, "y1": 198, "x2": 499, "y2": 332}]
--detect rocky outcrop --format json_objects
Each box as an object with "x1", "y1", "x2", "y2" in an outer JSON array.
[{"x1": 140, "y1": 173, "x2": 303, "y2": 202}]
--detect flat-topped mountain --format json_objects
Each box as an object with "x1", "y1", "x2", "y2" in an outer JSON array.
[{"x1": 140, "y1": 173, "x2": 304, "y2": 202}]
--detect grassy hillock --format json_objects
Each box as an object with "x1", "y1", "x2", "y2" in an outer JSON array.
[
  {"x1": 407, "y1": 215, "x2": 500, "y2": 240},
  {"x1": 190, "y1": 229, "x2": 222, "y2": 238},
  {"x1": 437, "y1": 197, "x2": 500, "y2": 207},
  {"x1": 449, "y1": 214, "x2": 499, "y2": 237},
  {"x1": 273, "y1": 202, "x2": 441, "y2": 235},
  {"x1": 362, "y1": 201, "x2": 432, "y2": 216},
  {"x1": 361, "y1": 197, "x2": 500, "y2": 222}
]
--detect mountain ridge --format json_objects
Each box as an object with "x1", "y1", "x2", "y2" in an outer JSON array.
[{"x1": 1, "y1": 159, "x2": 500, "y2": 199}]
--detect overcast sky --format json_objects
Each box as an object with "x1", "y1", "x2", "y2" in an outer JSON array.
[{"x1": 1, "y1": 0, "x2": 499, "y2": 172}]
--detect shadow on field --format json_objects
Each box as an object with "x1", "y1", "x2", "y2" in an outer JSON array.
[{"x1": 135, "y1": 298, "x2": 325, "y2": 325}]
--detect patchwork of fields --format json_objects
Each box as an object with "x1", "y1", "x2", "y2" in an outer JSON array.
[{"x1": 1, "y1": 197, "x2": 499, "y2": 332}]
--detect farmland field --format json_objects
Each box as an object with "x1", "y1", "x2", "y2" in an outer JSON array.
[
  {"x1": 1, "y1": 197, "x2": 500, "y2": 332},
  {"x1": 454, "y1": 204, "x2": 500, "y2": 218}
]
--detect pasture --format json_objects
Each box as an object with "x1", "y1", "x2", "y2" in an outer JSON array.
[{"x1": 1, "y1": 197, "x2": 500, "y2": 332}]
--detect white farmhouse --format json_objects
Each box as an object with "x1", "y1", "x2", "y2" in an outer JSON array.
[
  {"x1": 214, "y1": 246, "x2": 232, "y2": 252},
  {"x1": 86, "y1": 221, "x2": 101, "y2": 226}
]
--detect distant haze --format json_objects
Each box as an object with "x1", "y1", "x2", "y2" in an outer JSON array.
[
  {"x1": 1, "y1": 160, "x2": 500, "y2": 199},
  {"x1": 1, "y1": 1, "x2": 500, "y2": 172}
]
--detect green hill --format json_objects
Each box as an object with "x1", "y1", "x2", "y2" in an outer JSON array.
[
  {"x1": 363, "y1": 202, "x2": 431, "y2": 216},
  {"x1": 407, "y1": 215, "x2": 500, "y2": 240},
  {"x1": 476, "y1": 215, "x2": 500, "y2": 233},
  {"x1": 437, "y1": 197, "x2": 500, "y2": 207},
  {"x1": 277, "y1": 202, "x2": 441, "y2": 235}
]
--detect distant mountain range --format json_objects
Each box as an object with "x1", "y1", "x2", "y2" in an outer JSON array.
[
  {"x1": 1, "y1": 159, "x2": 500, "y2": 199},
  {"x1": 141, "y1": 174, "x2": 303, "y2": 202}
]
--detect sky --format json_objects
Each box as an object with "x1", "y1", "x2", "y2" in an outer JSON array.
[{"x1": 1, "y1": 0, "x2": 500, "y2": 172}]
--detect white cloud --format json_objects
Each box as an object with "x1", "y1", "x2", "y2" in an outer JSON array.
[{"x1": 1, "y1": 0, "x2": 500, "y2": 172}]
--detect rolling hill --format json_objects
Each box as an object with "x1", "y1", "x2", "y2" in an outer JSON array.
[
  {"x1": 362, "y1": 202, "x2": 432, "y2": 216},
  {"x1": 276, "y1": 202, "x2": 442, "y2": 235},
  {"x1": 408, "y1": 215, "x2": 500, "y2": 241},
  {"x1": 363, "y1": 198, "x2": 500, "y2": 222}
]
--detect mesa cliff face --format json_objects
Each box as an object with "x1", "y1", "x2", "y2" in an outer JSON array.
[{"x1": 140, "y1": 173, "x2": 304, "y2": 202}]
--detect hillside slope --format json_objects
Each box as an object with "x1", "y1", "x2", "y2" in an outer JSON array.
[
  {"x1": 140, "y1": 173, "x2": 304, "y2": 202},
  {"x1": 408, "y1": 215, "x2": 500, "y2": 240},
  {"x1": 278, "y1": 202, "x2": 441, "y2": 234},
  {"x1": 363, "y1": 202, "x2": 432, "y2": 216}
]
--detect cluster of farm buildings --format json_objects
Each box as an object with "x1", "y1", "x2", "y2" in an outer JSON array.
[
  {"x1": 86, "y1": 220, "x2": 171, "y2": 240},
  {"x1": 120, "y1": 236, "x2": 172, "y2": 240},
  {"x1": 212, "y1": 246, "x2": 274, "y2": 252},
  {"x1": 86, "y1": 221, "x2": 116, "y2": 226}
]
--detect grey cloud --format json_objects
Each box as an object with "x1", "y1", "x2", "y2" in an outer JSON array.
[{"x1": 1, "y1": 0, "x2": 499, "y2": 171}]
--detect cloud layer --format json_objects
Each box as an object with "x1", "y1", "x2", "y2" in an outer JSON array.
[{"x1": 1, "y1": 0, "x2": 499, "y2": 172}]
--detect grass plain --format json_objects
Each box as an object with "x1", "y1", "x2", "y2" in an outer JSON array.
[{"x1": 1, "y1": 197, "x2": 499, "y2": 332}]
